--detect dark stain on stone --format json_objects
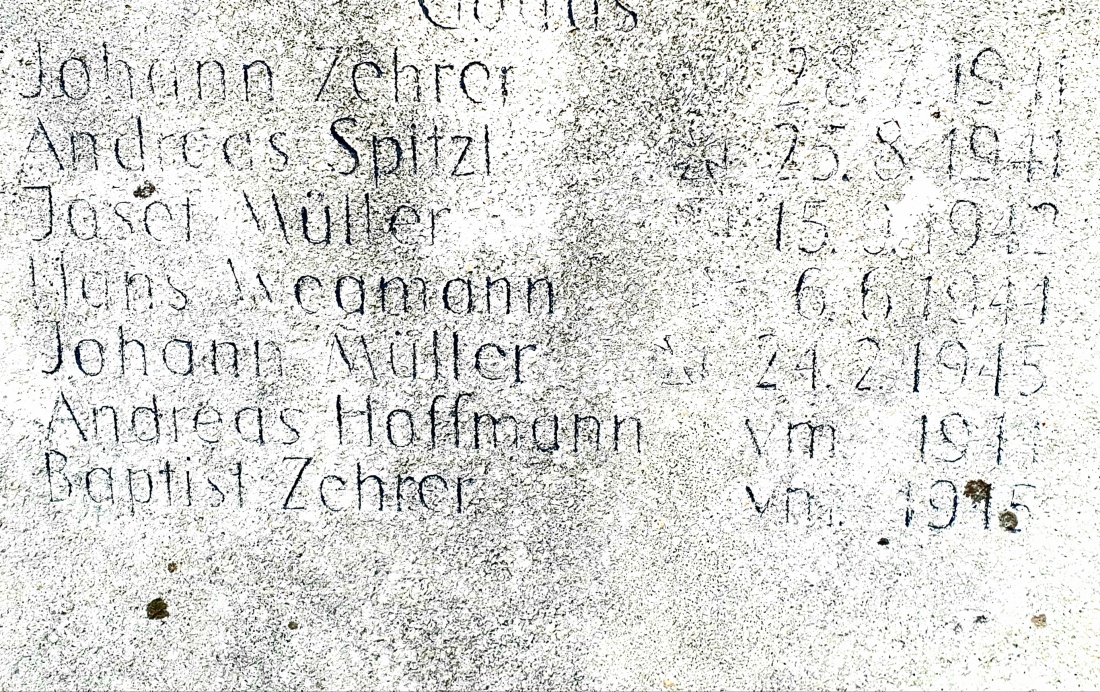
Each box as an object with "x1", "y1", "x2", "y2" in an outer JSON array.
[
  {"x1": 1032, "y1": 614, "x2": 1047, "y2": 628},
  {"x1": 288, "y1": 621, "x2": 299, "y2": 630},
  {"x1": 167, "y1": 562, "x2": 178, "y2": 573},
  {"x1": 974, "y1": 615, "x2": 988, "y2": 624},
  {"x1": 146, "y1": 598, "x2": 169, "y2": 620},
  {"x1": 134, "y1": 181, "x2": 156, "y2": 198},
  {"x1": 999, "y1": 510, "x2": 1019, "y2": 531},
  {"x1": 932, "y1": 111, "x2": 941, "y2": 119},
  {"x1": 963, "y1": 480, "x2": 991, "y2": 504},
  {"x1": 877, "y1": 537, "x2": 890, "y2": 545}
]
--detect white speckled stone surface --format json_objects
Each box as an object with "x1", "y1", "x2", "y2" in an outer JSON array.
[{"x1": 0, "y1": 1, "x2": 1098, "y2": 689}]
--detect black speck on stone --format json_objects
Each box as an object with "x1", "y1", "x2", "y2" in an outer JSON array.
[
  {"x1": 999, "y1": 510, "x2": 1019, "y2": 531},
  {"x1": 134, "y1": 181, "x2": 156, "y2": 198},
  {"x1": 878, "y1": 537, "x2": 890, "y2": 545},
  {"x1": 146, "y1": 597, "x2": 169, "y2": 620}
]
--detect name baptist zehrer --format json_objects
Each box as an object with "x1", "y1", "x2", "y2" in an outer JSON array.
[{"x1": 42, "y1": 452, "x2": 478, "y2": 517}]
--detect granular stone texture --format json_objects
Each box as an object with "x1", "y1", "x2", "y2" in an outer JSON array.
[{"x1": 0, "y1": 0, "x2": 1098, "y2": 689}]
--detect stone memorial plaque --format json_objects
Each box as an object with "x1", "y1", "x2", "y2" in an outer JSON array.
[{"x1": 0, "y1": 0, "x2": 1097, "y2": 688}]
